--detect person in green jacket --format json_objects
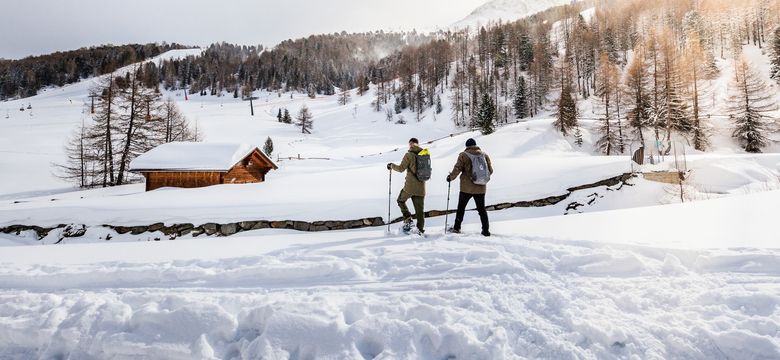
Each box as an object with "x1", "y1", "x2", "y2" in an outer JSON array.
[{"x1": 387, "y1": 138, "x2": 426, "y2": 233}]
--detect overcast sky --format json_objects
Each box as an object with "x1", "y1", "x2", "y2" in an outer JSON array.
[{"x1": 0, "y1": 0, "x2": 486, "y2": 59}]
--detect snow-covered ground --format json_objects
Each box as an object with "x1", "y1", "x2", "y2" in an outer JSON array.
[
  {"x1": 1, "y1": 191, "x2": 779, "y2": 359},
  {"x1": 2, "y1": 37, "x2": 780, "y2": 357}
]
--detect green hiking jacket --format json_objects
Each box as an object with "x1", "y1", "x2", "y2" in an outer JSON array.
[{"x1": 391, "y1": 145, "x2": 426, "y2": 197}]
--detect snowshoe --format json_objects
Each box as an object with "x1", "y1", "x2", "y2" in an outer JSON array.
[{"x1": 401, "y1": 219, "x2": 414, "y2": 234}]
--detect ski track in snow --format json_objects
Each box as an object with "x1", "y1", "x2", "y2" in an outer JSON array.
[{"x1": 1, "y1": 230, "x2": 779, "y2": 359}]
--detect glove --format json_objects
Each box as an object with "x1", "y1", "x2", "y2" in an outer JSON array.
[
  {"x1": 446, "y1": 175, "x2": 452, "y2": 182},
  {"x1": 387, "y1": 163, "x2": 392, "y2": 170}
]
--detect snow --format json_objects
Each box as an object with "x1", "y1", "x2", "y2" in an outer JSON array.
[
  {"x1": 452, "y1": 0, "x2": 574, "y2": 30},
  {"x1": 1, "y1": 192, "x2": 779, "y2": 358},
  {"x1": 2, "y1": 42, "x2": 780, "y2": 357},
  {"x1": 129, "y1": 142, "x2": 257, "y2": 171}
]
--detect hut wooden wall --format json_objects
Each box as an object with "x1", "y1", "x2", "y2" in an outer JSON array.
[
  {"x1": 143, "y1": 171, "x2": 223, "y2": 191},
  {"x1": 224, "y1": 158, "x2": 268, "y2": 183}
]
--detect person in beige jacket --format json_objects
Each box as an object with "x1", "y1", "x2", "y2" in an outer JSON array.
[{"x1": 446, "y1": 138, "x2": 493, "y2": 236}]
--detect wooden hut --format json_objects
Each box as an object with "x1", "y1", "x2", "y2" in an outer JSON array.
[{"x1": 129, "y1": 142, "x2": 278, "y2": 191}]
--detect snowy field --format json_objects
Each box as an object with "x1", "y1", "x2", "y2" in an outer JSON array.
[
  {"x1": 1, "y1": 192, "x2": 779, "y2": 359},
  {"x1": 1, "y1": 43, "x2": 780, "y2": 358}
]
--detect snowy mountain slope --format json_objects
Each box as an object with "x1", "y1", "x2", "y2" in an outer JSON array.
[
  {"x1": 453, "y1": 0, "x2": 573, "y2": 29},
  {"x1": 0, "y1": 49, "x2": 202, "y2": 199},
  {"x1": 1, "y1": 190, "x2": 779, "y2": 358}
]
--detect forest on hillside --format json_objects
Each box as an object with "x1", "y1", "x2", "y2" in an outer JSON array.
[
  {"x1": 22, "y1": 0, "x2": 780, "y2": 188},
  {"x1": 0, "y1": 43, "x2": 189, "y2": 99}
]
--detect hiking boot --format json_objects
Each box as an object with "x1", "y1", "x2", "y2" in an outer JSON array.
[
  {"x1": 481, "y1": 230, "x2": 491, "y2": 237},
  {"x1": 447, "y1": 227, "x2": 461, "y2": 234},
  {"x1": 402, "y1": 218, "x2": 414, "y2": 233}
]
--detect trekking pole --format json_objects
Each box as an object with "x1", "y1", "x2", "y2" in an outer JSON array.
[
  {"x1": 444, "y1": 180, "x2": 451, "y2": 234},
  {"x1": 387, "y1": 168, "x2": 392, "y2": 233}
]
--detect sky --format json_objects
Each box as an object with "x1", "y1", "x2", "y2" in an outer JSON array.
[{"x1": 0, "y1": 0, "x2": 487, "y2": 59}]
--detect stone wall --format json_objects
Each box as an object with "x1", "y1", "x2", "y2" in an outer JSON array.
[{"x1": 0, "y1": 173, "x2": 635, "y2": 240}]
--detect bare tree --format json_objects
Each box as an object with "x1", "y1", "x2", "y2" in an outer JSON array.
[{"x1": 296, "y1": 105, "x2": 314, "y2": 134}]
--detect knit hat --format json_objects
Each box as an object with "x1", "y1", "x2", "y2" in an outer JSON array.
[{"x1": 465, "y1": 138, "x2": 477, "y2": 147}]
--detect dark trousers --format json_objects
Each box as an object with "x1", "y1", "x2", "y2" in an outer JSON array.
[
  {"x1": 453, "y1": 192, "x2": 489, "y2": 232},
  {"x1": 397, "y1": 189, "x2": 425, "y2": 231}
]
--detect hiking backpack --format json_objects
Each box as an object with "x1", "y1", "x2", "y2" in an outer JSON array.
[
  {"x1": 465, "y1": 152, "x2": 490, "y2": 185},
  {"x1": 414, "y1": 149, "x2": 432, "y2": 182}
]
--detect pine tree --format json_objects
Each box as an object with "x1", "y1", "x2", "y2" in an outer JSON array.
[
  {"x1": 282, "y1": 108, "x2": 292, "y2": 124},
  {"x1": 771, "y1": 27, "x2": 780, "y2": 83},
  {"x1": 514, "y1": 76, "x2": 529, "y2": 119},
  {"x1": 555, "y1": 84, "x2": 578, "y2": 135},
  {"x1": 277, "y1": 109, "x2": 282, "y2": 122},
  {"x1": 296, "y1": 105, "x2": 313, "y2": 134},
  {"x1": 435, "y1": 95, "x2": 443, "y2": 114},
  {"x1": 477, "y1": 93, "x2": 496, "y2": 135},
  {"x1": 263, "y1": 137, "x2": 274, "y2": 157},
  {"x1": 728, "y1": 57, "x2": 778, "y2": 153}
]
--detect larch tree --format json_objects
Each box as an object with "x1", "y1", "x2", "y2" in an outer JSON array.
[
  {"x1": 728, "y1": 57, "x2": 778, "y2": 153},
  {"x1": 296, "y1": 105, "x2": 314, "y2": 134},
  {"x1": 685, "y1": 34, "x2": 712, "y2": 151},
  {"x1": 85, "y1": 75, "x2": 119, "y2": 187},
  {"x1": 338, "y1": 82, "x2": 351, "y2": 106},
  {"x1": 595, "y1": 52, "x2": 620, "y2": 155},
  {"x1": 771, "y1": 26, "x2": 780, "y2": 82},
  {"x1": 624, "y1": 44, "x2": 652, "y2": 147}
]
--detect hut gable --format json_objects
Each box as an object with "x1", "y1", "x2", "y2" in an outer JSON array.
[{"x1": 130, "y1": 142, "x2": 277, "y2": 191}]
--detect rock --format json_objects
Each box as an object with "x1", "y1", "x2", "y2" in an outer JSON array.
[
  {"x1": 191, "y1": 227, "x2": 205, "y2": 237},
  {"x1": 113, "y1": 226, "x2": 131, "y2": 234},
  {"x1": 250, "y1": 221, "x2": 270, "y2": 230},
  {"x1": 202, "y1": 223, "x2": 219, "y2": 235},
  {"x1": 312, "y1": 225, "x2": 329, "y2": 231},
  {"x1": 270, "y1": 221, "x2": 287, "y2": 229},
  {"x1": 362, "y1": 218, "x2": 372, "y2": 226},
  {"x1": 238, "y1": 221, "x2": 257, "y2": 230},
  {"x1": 62, "y1": 224, "x2": 87, "y2": 238},
  {"x1": 219, "y1": 223, "x2": 238, "y2": 236},
  {"x1": 148, "y1": 223, "x2": 165, "y2": 232},
  {"x1": 160, "y1": 226, "x2": 178, "y2": 235},
  {"x1": 371, "y1": 217, "x2": 384, "y2": 226},
  {"x1": 496, "y1": 203, "x2": 512, "y2": 210},
  {"x1": 130, "y1": 226, "x2": 148, "y2": 235},
  {"x1": 293, "y1": 221, "x2": 310, "y2": 231},
  {"x1": 176, "y1": 223, "x2": 194, "y2": 236}
]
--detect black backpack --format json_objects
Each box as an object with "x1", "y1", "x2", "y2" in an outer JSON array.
[{"x1": 414, "y1": 148, "x2": 431, "y2": 181}]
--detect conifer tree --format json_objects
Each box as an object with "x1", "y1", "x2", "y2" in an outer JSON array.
[
  {"x1": 728, "y1": 57, "x2": 778, "y2": 153},
  {"x1": 477, "y1": 93, "x2": 496, "y2": 135},
  {"x1": 624, "y1": 45, "x2": 652, "y2": 146},
  {"x1": 771, "y1": 27, "x2": 780, "y2": 83},
  {"x1": 277, "y1": 109, "x2": 283, "y2": 122},
  {"x1": 595, "y1": 53, "x2": 620, "y2": 155},
  {"x1": 555, "y1": 84, "x2": 578, "y2": 136},
  {"x1": 263, "y1": 137, "x2": 274, "y2": 157},
  {"x1": 514, "y1": 76, "x2": 529, "y2": 119},
  {"x1": 282, "y1": 108, "x2": 292, "y2": 124},
  {"x1": 296, "y1": 105, "x2": 314, "y2": 134}
]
